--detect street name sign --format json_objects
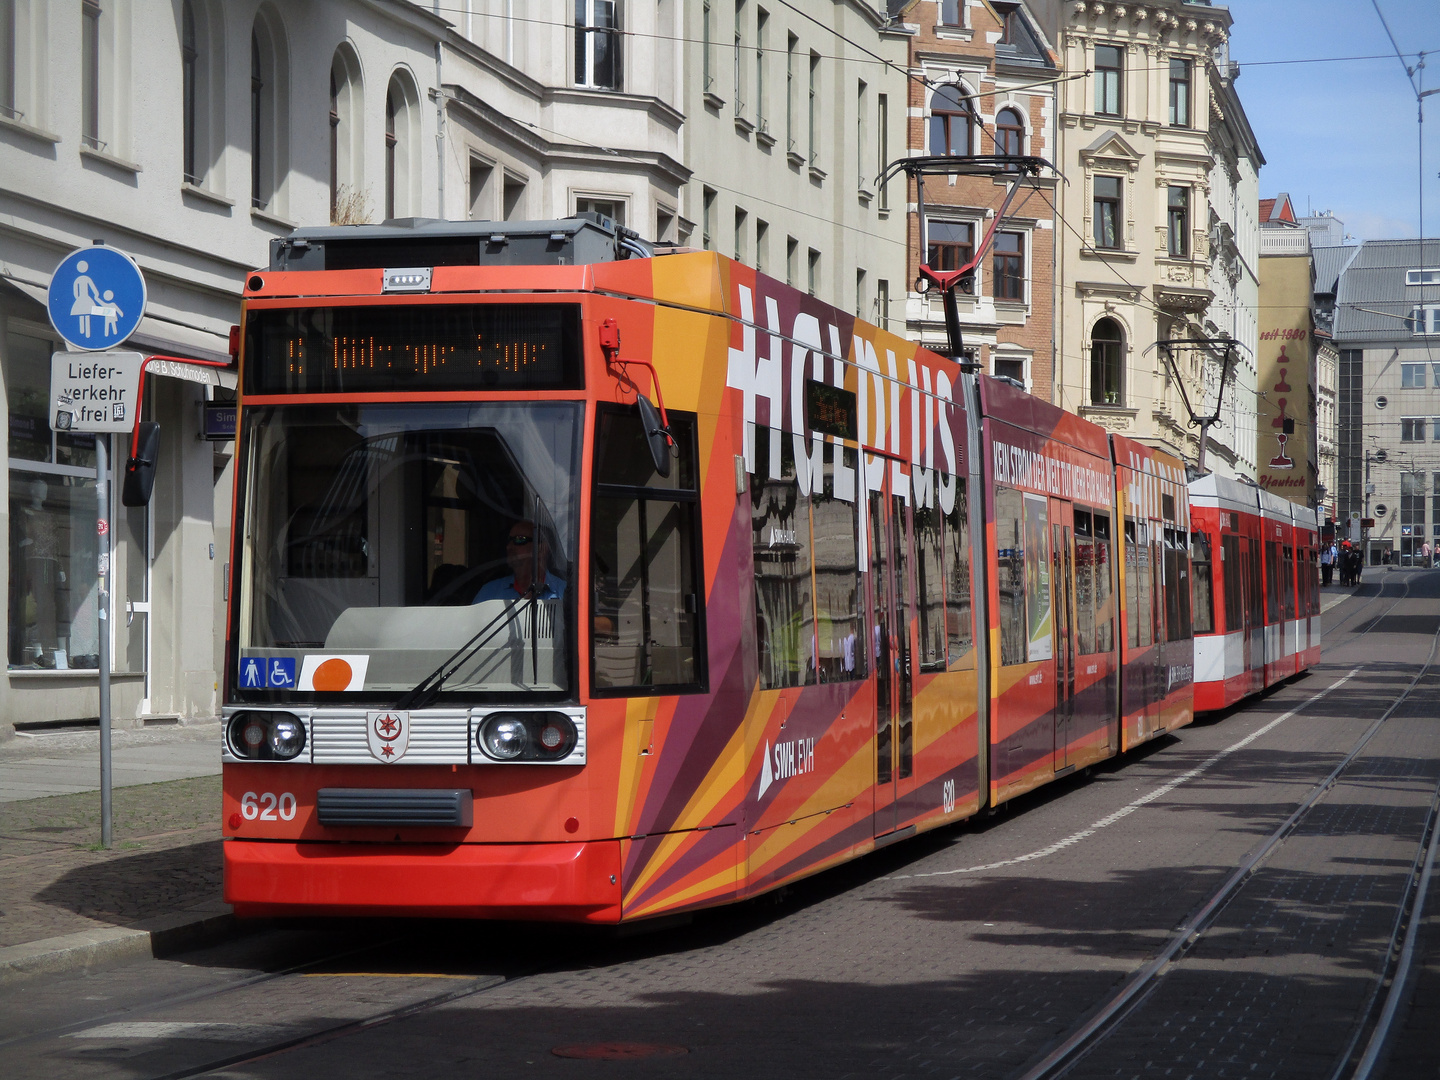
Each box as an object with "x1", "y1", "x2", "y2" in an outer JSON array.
[
  {"x1": 50, "y1": 351, "x2": 144, "y2": 433},
  {"x1": 47, "y1": 245, "x2": 147, "y2": 351}
]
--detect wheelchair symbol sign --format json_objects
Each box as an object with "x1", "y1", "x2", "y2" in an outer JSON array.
[{"x1": 267, "y1": 658, "x2": 296, "y2": 688}]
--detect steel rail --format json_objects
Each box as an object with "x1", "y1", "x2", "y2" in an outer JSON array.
[{"x1": 1012, "y1": 620, "x2": 1440, "y2": 1080}]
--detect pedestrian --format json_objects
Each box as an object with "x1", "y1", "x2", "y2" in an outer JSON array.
[
  {"x1": 1421, "y1": 540, "x2": 1432, "y2": 568},
  {"x1": 1320, "y1": 541, "x2": 1335, "y2": 586}
]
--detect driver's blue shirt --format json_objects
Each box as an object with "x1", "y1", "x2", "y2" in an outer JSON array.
[{"x1": 473, "y1": 576, "x2": 566, "y2": 603}]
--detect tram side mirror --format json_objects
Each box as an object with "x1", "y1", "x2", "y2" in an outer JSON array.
[
  {"x1": 636, "y1": 395, "x2": 671, "y2": 479},
  {"x1": 122, "y1": 422, "x2": 161, "y2": 507}
]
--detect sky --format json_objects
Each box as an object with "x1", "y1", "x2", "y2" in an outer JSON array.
[{"x1": 1229, "y1": 0, "x2": 1440, "y2": 242}]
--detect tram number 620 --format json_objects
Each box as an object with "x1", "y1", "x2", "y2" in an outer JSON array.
[
  {"x1": 241, "y1": 791, "x2": 297, "y2": 821},
  {"x1": 942, "y1": 779, "x2": 956, "y2": 815}
]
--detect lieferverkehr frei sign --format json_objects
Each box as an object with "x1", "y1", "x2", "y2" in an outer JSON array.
[{"x1": 50, "y1": 351, "x2": 143, "y2": 433}]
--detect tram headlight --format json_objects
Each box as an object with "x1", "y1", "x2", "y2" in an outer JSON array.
[
  {"x1": 269, "y1": 716, "x2": 307, "y2": 759},
  {"x1": 476, "y1": 712, "x2": 578, "y2": 762},
  {"x1": 480, "y1": 715, "x2": 528, "y2": 760},
  {"x1": 228, "y1": 711, "x2": 306, "y2": 761}
]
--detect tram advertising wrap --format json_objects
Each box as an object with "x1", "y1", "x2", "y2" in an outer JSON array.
[{"x1": 219, "y1": 217, "x2": 1319, "y2": 923}]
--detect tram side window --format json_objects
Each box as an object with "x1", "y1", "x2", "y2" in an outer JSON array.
[
  {"x1": 916, "y1": 506, "x2": 946, "y2": 672},
  {"x1": 1164, "y1": 528, "x2": 1191, "y2": 642},
  {"x1": 996, "y1": 487, "x2": 1027, "y2": 665},
  {"x1": 945, "y1": 479, "x2": 973, "y2": 667},
  {"x1": 1074, "y1": 510, "x2": 1096, "y2": 655},
  {"x1": 591, "y1": 407, "x2": 704, "y2": 694},
  {"x1": 1282, "y1": 545, "x2": 1295, "y2": 621},
  {"x1": 1264, "y1": 541, "x2": 1280, "y2": 623},
  {"x1": 1222, "y1": 533, "x2": 1242, "y2": 630},
  {"x1": 1191, "y1": 532, "x2": 1214, "y2": 635},
  {"x1": 1094, "y1": 512, "x2": 1114, "y2": 652},
  {"x1": 751, "y1": 428, "x2": 815, "y2": 689},
  {"x1": 1125, "y1": 518, "x2": 1153, "y2": 649},
  {"x1": 812, "y1": 447, "x2": 866, "y2": 682}
]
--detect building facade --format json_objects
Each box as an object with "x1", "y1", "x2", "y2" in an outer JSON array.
[
  {"x1": 679, "y1": 0, "x2": 909, "y2": 319},
  {"x1": 897, "y1": 0, "x2": 1059, "y2": 395},
  {"x1": 1256, "y1": 214, "x2": 1318, "y2": 506},
  {"x1": 1334, "y1": 238, "x2": 1440, "y2": 565}
]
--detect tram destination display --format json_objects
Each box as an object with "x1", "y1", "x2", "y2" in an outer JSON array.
[{"x1": 245, "y1": 303, "x2": 583, "y2": 394}]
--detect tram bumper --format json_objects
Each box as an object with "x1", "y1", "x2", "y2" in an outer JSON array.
[{"x1": 223, "y1": 838, "x2": 623, "y2": 923}]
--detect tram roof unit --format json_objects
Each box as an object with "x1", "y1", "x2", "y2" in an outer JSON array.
[
  {"x1": 266, "y1": 213, "x2": 653, "y2": 273},
  {"x1": 1257, "y1": 485, "x2": 1299, "y2": 525},
  {"x1": 1188, "y1": 472, "x2": 1264, "y2": 516}
]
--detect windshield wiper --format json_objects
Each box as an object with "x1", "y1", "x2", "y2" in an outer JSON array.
[{"x1": 395, "y1": 591, "x2": 537, "y2": 711}]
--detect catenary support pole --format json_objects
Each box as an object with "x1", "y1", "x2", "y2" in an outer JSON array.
[{"x1": 96, "y1": 433, "x2": 112, "y2": 849}]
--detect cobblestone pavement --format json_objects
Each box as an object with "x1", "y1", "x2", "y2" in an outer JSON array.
[{"x1": 0, "y1": 774, "x2": 222, "y2": 946}]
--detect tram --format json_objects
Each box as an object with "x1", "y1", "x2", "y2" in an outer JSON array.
[
  {"x1": 1189, "y1": 475, "x2": 1321, "y2": 712},
  {"x1": 218, "y1": 216, "x2": 1309, "y2": 923}
]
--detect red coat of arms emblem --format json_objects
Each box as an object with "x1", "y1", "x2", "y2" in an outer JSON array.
[{"x1": 366, "y1": 710, "x2": 409, "y2": 763}]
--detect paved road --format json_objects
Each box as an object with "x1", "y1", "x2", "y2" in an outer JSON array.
[
  {"x1": 3, "y1": 576, "x2": 1437, "y2": 1080},
  {"x1": 0, "y1": 724, "x2": 221, "y2": 802}
]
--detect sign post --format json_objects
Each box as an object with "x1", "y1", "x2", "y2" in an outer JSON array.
[{"x1": 46, "y1": 244, "x2": 147, "y2": 850}]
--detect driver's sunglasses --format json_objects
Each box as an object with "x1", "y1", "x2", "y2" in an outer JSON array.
[{"x1": 507, "y1": 535, "x2": 535, "y2": 546}]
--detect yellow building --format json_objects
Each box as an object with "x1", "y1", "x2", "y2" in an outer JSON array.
[{"x1": 1257, "y1": 200, "x2": 1318, "y2": 506}]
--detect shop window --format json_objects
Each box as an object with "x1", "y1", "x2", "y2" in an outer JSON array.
[{"x1": 590, "y1": 407, "x2": 704, "y2": 693}]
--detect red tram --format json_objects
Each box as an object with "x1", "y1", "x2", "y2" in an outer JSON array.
[
  {"x1": 218, "y1": 217, "x2": 1315, "y2": 922},
  {"x1": 1189, "y1": 475, "x2": 1321, "y2": 712}
]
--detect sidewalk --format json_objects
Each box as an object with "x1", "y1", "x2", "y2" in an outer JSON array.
[{"x1": 0, "y1": 721, "x2": 232, "y2": 984}]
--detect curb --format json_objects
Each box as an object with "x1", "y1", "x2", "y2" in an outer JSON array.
[{"x1": 0, "y1": 905, "x2": 243, "y2": 986}]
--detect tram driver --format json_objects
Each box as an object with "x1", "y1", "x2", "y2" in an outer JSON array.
[{"x1": 474, "y1": 519, "x2": 567, "y2": 603}]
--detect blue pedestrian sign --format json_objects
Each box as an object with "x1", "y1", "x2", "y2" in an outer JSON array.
[
  {"x1": 239, "y1": 657, "x2": 265, "y2": 689},
  {"x1": 47, "y1": 245, "x2": 147, "y2": 352}
]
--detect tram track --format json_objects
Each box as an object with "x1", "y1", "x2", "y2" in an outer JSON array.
[{"x1": 1012, "y1": 610, "x2": 1440, "y2": 1080}]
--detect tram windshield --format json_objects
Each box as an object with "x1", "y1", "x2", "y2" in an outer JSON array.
[{"x1": 233, "y1": 402, "x2": 581, "y2": 699}]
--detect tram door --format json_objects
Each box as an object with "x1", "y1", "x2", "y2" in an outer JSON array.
[
  {"x1": 1051, "y1": 501, "x2": 1077, "y2": 770},
  {"x1": 869, "y1": 487, "x2": 915, "y2": 838},
  {"x1": 1245, "y1": 538, "x2": 1264, "y2": 694}
]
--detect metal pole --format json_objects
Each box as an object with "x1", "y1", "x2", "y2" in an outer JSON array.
[
  {"x1": 96, "y1": 433, "x2": 112, "y2": 849},
  {"x1": 1364, "y1": 451, "x2": 1372, "y2": 572}
]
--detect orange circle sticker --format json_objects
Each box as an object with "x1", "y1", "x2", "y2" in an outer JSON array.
[{"x1": 311, "y1": 658, "x2": 354, "y2": 691}]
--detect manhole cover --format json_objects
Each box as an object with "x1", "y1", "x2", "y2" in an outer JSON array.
[{"x1": 552, "y1": 1042, "x2": 688, "y2": 1060}]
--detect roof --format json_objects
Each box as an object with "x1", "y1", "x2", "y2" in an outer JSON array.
[
  {"x1": 1311, "y1": 244, "x2": 1358, "y2": 298},
  {"x1": 1259, "y1": 194, "x2": 1298, "y2": 225},
  {"x1": 1333, "y1": 238, "x2": 1440, "y2": 341}
]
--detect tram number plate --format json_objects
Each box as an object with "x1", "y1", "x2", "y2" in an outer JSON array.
[
  {"x1": 241, "y1": 791, "x2": 298, "y2": 821},
  {"x1": 942, "y1": 779, "x2": 956, "y2": 815}
]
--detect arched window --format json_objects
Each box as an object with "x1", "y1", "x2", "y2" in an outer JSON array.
[
  {"x1": 182, "y1": 1, "x2": 197, "y2": 182},
  {"x1": 329, "y1": 44, "x2": 364, "y2": 223},
  {"x1": 1090, "y1": 318, "x2": 1124, "y2": 406},
  {"x1": 995, "y1": 106, "x2": 1024, "y2": 157},
  {"x1": 384, "y1": 71, "x2": 420, "y2": 220},
  {"x1": 249, "y1": 5, "x2": 289, "y2": 215},
  {"x1": 929, "y1": 85, "x2": 972, "y2": 156}
]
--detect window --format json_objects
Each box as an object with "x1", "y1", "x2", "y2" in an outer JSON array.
[
  {"x1": 755, "y1": 218, "x2": 768, "y2": 274},
  {"x1": 1402, "y1": 417, "x2": 1426, "y2": 442},
  {"x1": 939, "y1": 0, "x2": 963, "y2": 27},
  {"x1": 182, "y1": 1, "x2": 197, "y2": 182},
  {"x1": 995, "y1": 106, "x2": 1024, "y2": 157},
  {"x1": 329, "y1": 45, "x2": 363, "y2": 224},
  {"x1": 1411, "y1": 306, "x2": 1440, "y2": 334},
  {"x1": 1126, "y1": 518, "x2": 1153, "y2": 648},
  {"x1": 811, "y1": 448, "x2": 866, "y2": 683},
  {"x1": 1093, "y1": 512, "x2": 1114, "y2": 651},
  {"x1": 1167, "y1": 186, "x2": 1189, "y2": 257},
  {"x1": 928, "y1": 221, "x2": 973, "y2": 272},
  {"x1": 702, "y1": 187, "x2": 716, "y2": 250},
  {"x1": 808, "y1": 51, "x2": 819, "y2": 166},
  {"x1": 786, "y1": 32, "x2": 797, "y2": 152},
  {"x1": 855, "y1": 268, "x2": 866, "y2": 318},
  {"x1": 657, "y1": 205, "x2": 676, "y2": 244},
  {"x1": 786, "y1": 235, "x2": 797, "y2": 286},
  {"x1": 1164, "y1": 528, "x2": 1191, "y2": 641},
  {"x1": 751, "y1": 429, "x2": 813, "y2": 689},
  {"x1": 807, "y1": 247, "x2": 820, "y2": 296},
  {"x1": 1406, "y1": 269, "x2": 1440, "y2": 286},
  {"x1": 1093, "y1": 175, "x2": 1122, "y2": 249},
  {"x1": 576, "y1": 196, "x2": 625, "y2": 225},
  {"x1": 1169, "y1": 58, "x2": 1190, "y2": 126},
  {"x1": 503, "y1": 175, "x2": 526, "y2": 220},
  {"x1": 1191, "y1": 532, "x2": 1213, "y2": 634},
  {"x1": 1433, "y1": 417, "x2": 1440, "y2": 442},
  {"x1": 877, "y1": 278, "x2": 890, "y2": 331},
  {"x1": 1090, "y1": 317, "x2": 1124, "y2": 406},
  {"x1": 856, "y1": 80, "x2": 866, "y2": 186},
  {"x1": 250, "y1": 9, "x2": 290, "y2": 215},
  {"x1": 591, "y1": 407, "x2": 704, "y2": 692},
  {"x1": 756, "y1": 8, "x2": 767, "y2": 130},
  {"x1": 702, "y1": 0, "x2": 713, "y2": 91},
  {"x1": 734, "y1": 206, "x2": 747, "y2": 262},
  {"x1": 993, "y1": 354, "x2": 1025, "y2": 384},
  {"x1": 0, "y1": 0, "x2": 15, "y2": 121},
  {"x1": 877, "y1": 93, "x2": 889, "y2": 209},
  {"x1": 733, "y1": 0, "x2": 745, "y2": 116},
  {"x1": 82, "y1": 0, "x2": 101, "y2": 148},
  {"x1": 993, "y1": 232, "x2": 1024, "y2": 300},
  {"x1": 575, "y1": 0, "x2": 621, "y2": 90},
  {"x1": 468, "y1": 158, "x2": 492, "y2": 220},
  {"x1": 384, "y1": 83, "x2": 398, "y2": 220},
  {"x1": 995, "y1": 488, "x2": 1026, "y2": 665},
  {"x1": 1094, "y1": 44, "x2": 1122, "y2": 116},
  {"x1": 929, "y1": 85, "x2": 972, "y2": 156},
  {"x1": 1402, "y1": 363, "x2": 1427, "y2": 388},
  {"x1": 998, "y1": 5, "x2": 1023, "y2": 44},
  {"x1": 251, "y1": 32, "x2": 266, "y2": 207}
]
